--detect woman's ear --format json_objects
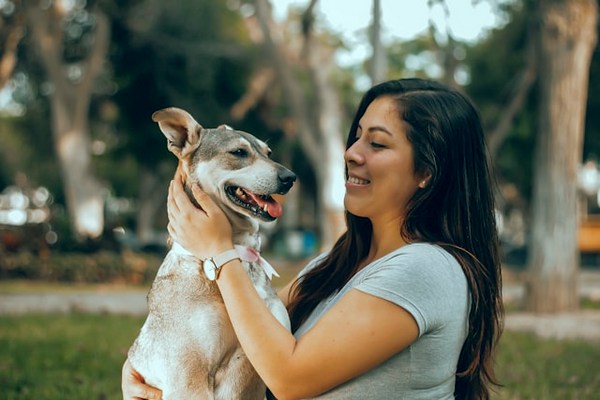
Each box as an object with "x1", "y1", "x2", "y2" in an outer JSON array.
[{"x1": 418, "y1": 173, "x2": 432, "y2": 189}]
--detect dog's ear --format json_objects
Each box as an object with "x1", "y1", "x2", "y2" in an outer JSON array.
[{"x1": 152, "y1": 107, "x2": 203, "y2": 158}]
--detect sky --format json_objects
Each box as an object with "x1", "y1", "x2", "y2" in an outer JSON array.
[{"x1": 271, "y1": 0, "x2": 509, "y2": 66}]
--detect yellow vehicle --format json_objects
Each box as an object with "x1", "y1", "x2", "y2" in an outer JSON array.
[{"x1": 579, "y1": 214, "x2": 600, "y2": 253}]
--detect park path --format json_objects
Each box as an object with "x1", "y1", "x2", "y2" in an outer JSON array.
[{"x1": 1, "y1": 269, "x2": 600, "y2": 341}]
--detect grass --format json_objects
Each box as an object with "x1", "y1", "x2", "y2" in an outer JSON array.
[
  {"x1": 0, "y1": 314, "x2": 143, "y2": 400},
  {"x1": 0, "y1": 313, "x2": 599, "y2": 399},
  {"x1": 494, "y1": 332, "x2": 600, "y2": 399}
]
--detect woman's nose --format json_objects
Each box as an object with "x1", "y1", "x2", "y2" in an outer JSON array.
[{"x1": 345, "y1": 141, "x2": 365, "y2": 165}]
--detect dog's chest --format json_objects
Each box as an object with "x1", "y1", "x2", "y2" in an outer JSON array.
[
  {"x1": 128, "y1": 246, "x2": 290, "y2": 398},
  {"x1": 147, "y1": 252, "x2": 220, "y2": 311},
  {"x1": 128, "y1": 252, "x2": 233, "y2": 388}
]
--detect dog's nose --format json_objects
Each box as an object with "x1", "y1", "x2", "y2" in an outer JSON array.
[{"x1": 278, "y1": 168, "x2": 296, "y2": 188}]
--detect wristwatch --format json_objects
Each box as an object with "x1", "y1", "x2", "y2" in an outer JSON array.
[{"x1": 203, "y1": 249, "x2": 241, "y2": 281}]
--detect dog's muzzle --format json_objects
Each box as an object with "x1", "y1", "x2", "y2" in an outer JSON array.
[{"x1": 225, "y1": 167, "x2": 296, "y2": 222}]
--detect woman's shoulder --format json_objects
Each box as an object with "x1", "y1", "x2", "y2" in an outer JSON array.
[
  {"x1": 358, "y1": 242, "x2": 469, "y2": 333},
  {"x1": 383, "y1": 242, "x2": 460, "y2": 267},
  {"x1": 361, "y1": 242, "x2": 466, "y2": 292}
]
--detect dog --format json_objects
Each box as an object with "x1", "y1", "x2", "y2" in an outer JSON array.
[{"x1": 127, "y1": 107, "x2": 295, "y2": 399}]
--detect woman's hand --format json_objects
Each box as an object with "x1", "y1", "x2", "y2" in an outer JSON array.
[
  {"x1": 121, "y1": 358, "x2": 162, "y2": 400},
  {"x1": 167, "y1": 172, "x2": 234, "y2": 259}
]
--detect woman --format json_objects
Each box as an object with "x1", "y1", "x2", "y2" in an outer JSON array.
[{"x1": 122, "y1": 78, "x2": 503, "y2": 399}]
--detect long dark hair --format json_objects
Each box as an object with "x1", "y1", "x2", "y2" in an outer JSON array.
[{"x1": 286, "y1": 78, "x2": 503, "y2": 399}]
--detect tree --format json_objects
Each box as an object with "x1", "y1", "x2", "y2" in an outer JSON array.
[
  {"x1": 527, "y1": 0, "x2": 598, "y2": 312},
  {"x1": 105, "y1": 0, "x2": 254, "y2": 246},
  {"x1": 464, "y1": 1, "x2": 540, "y2": 229},
  {"x1": 368, "y1": 0, "x2": 387, "y2": 84},
  {"x1": 0, "y1": 0, "x2": 25, "y2": 90},
  {"x1": 251, "y1": 0, "x2": 347, "y2": 249},
  {"x1": 27, "y1": 0, "x2": 110, "y2": 239}
]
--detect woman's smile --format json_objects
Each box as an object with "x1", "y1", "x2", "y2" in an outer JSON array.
[{"x1": 346, "y1": 175, "x2": 370, "y2": 187}]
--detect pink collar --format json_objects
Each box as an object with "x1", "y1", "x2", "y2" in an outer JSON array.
[{"x1": 234, "y1": 245, "x2": 279, "y2": 280}]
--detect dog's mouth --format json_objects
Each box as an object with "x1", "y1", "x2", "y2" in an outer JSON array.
[{"x1": 225, "y1": 186, "x2": 283, "y2": 222}]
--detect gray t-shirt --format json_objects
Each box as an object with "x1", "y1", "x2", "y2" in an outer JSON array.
[{"x1": 294, "y1": 243, "x2": 470, "y2": 399}]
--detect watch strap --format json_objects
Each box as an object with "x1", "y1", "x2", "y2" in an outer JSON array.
[
  {"x1": 204, "y1": 247, "x2": 280, "y2": 281},
  {"x1": 207, "y1": 248, "x2": 241, "y2": 280},
  {"x1": 212, "y1": 248, "x2": 241, "y2": 269}
]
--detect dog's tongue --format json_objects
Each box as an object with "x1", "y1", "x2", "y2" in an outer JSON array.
[{"x1": 247, "y1": 192, "x2": 283, "y2": 218}]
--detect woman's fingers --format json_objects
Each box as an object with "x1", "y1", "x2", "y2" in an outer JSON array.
[
  {"x1": 133, "y1": 387, "x2": 163, "y2": 400},
  {"x1": 168, "y1": 179, "x2": 185, "y2": 213},
  {"x1": 122, "y1": 359, "x2": 163, "y2": 400},
  {"x1": 190, "y1": 183, "x2": 219, "y2": 215},
  {"x1": 165, "y1": 173, "x2": 234, "y2": 258},
  {"x1": 170, "y1": 178, "x2": 209, "y2": 217}
]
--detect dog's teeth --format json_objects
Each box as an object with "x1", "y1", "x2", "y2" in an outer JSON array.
[
  {"x1": 236, "y1": 188, "x2": 243, "y2": 196},
  {"x1": 263, "y1": 204, "x2": 268, "y2": 212}
]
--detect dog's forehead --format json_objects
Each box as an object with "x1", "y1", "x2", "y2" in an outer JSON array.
[{"x1": 203, "y1": 126, "x2": 269, "y2": 151}]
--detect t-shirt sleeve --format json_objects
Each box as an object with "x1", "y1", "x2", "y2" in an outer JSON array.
[{"x1": 354, "y1": 245, "x2": 466, "y2": 337}]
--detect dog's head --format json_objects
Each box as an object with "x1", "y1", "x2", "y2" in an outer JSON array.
[{"x1": 153, "y1": 107, "x2": 296, "y2": 226}]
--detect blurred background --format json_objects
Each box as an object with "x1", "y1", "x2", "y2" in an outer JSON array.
[
  {"x1": 0, "y1": 0, "x2": 599, "y2": 303},
  {"x1": 0, "y1": 0, "x2": 600, "y2": 397}
]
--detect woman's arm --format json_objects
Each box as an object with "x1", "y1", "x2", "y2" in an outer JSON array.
[
  {"x1": 121, "y1": 359, "x2": 162, "y2": 400},
  {"x1": 219, "y1": 265, "x2": 419, "y2": 399},
  {"x1": 168, "y1": 179, "x2": 419, "y2": 399},
  {"x1": 277, "y1": 279, "x2": 296, "y2": 306}
]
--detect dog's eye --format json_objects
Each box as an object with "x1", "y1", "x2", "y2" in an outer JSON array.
[{"x1": 229, "y1": 148, "x2": 248, "y2": 158}]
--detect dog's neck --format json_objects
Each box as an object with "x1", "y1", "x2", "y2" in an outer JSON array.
[{"x1": 226, "y1": 211, "x2": 261, "y2": 250}]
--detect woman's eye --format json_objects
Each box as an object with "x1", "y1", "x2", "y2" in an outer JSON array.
[
  {"x1": 370, "y1": 141, "x2": 385, "y2": 149},
  {"x1": 229, "y1": 148, "x2": 248, "y2": 157}
]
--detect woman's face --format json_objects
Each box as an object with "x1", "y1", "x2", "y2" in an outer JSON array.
[{"x1": 344, "y1": 96, "x2": 424, "y2": 224}]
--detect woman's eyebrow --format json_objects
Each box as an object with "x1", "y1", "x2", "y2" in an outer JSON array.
[
  {"x1": 367, "y1": 125, "x2": 393, "y2": 136},
  {"x1": 357, "y1": 123, "x2": 394, "y2": 136}
]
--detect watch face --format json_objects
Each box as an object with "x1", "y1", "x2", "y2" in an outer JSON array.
[{"x1": 203, "y1": 259, "x2": 217, "y2": 281}]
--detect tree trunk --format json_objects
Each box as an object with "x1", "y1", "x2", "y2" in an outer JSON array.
[
  {"x1": 526, "y1": 0, "x2": 597, "y2": 313},
  {"x1": 252, "y1": 0, "x2": 346, "y2": 250},
  {"x1": 28, "y1": 2, "x2": 109, "y2": 239},
  {"x1": 369, "y1": 0, "x2": 387, "y2": 85},
  {"x1": 312, "y1": 69, "x2": 346, "y2": 249},
  {"x1": 136, "y1": 167, "x2": 169, "y2": 245},
  {"x1": 301, "y1": 1, "x2": 346, "y2": 249},
  {"x1": 51, "y1": 98, "x2": 105, "y2": 239}
]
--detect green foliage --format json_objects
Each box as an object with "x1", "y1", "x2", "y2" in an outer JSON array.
[
  {"x1": 386, "y1": 33, "x2": 446, "y2": 81},
  {"x1": 466, "y1": 1, "x2": 532, "y2": 124},
  {"x1": 464, "y1": 0, "x2": 539, "y2": 201},
  {"x1": 102, "y1": 0, "x2": 260, "y2": 205},
  {"x1": 465, "y1": 0, "x2": 600, "y2": 203},
  {"x1": 0, "y1": 250, "x2": 161, "y2": 284},
  {"x1": 0, "y1": 113, "x2": 60, "y2": 200}
]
